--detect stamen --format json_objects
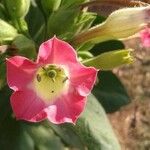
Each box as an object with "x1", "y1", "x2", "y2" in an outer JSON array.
[
  {"x1": 33, "y1": 64, "x2": 69, "y2": 101},
  {"x1": 51, "y1": 78, "x2": 56, "y2": 82},
  {"x1": 58, "y1": 69, "x2": 61, "y2": 72},
  {"x1": 62, "y1": 77, "x2": 68, "y2": 83},
  {"x1": 36, "y1": 74, "x2": 41, "y2": 82},
  {"x1": 42, "y1": 67, "x2": 46, "y2": 71}
]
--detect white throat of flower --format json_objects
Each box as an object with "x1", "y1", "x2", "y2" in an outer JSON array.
[{"x1": 32, "y1": 64, "x2": 69, "y2": 102}]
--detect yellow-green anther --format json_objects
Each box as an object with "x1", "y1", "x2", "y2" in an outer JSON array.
[
  {"x1": 36, "y1": 74, "x2": 41, "y2": 82},
  {"x1": 73, "y1": 6, "x2": 150, "y2": 46},
  {"x1": 83, "y1": 49, "x2": 134, "y2": 70},
  {"x1": 62, "y1": 77, "x2": 68, "y2": 83}
]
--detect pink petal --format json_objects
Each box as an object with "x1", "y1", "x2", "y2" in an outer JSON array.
[
  {"x1": 11, "y1": 88, "x2": 47, "y2": 122},
  {"x1": 45, "y1": 87, "x2": 86, "y2": 124},
  {"x1": 37, "y1": 38, "x2": 53, "y2": 64},
  {"x1": 70, "y1": 66, "x2": 98, "y2": 97},
  {"x1": 11, "y1": 86, "x2": 86, "y2": 124},
  {"x1": 37, "y1": 36, "x2": 98, "y2": 81},
  {"x1": 37, "y1": 37, "x2": 79, "y2": 68},
  {"x1": 6, "y1": 56, "x2": 37, "y2": 91}
]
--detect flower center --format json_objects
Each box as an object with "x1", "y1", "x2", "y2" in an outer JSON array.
[{"x1": 32, "y1": 64, "x2": 69, "y2": 102}]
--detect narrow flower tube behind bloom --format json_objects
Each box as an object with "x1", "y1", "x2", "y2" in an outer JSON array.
[
  {"x1": 83, "y1": 49, "x2": 133, "y2": 70},
  {"x1": 6, "y1": 37, "x2": 97, "y2": 124},
  {"x1": 73, "y1": 6, "x2": 150, "y2": 46}
]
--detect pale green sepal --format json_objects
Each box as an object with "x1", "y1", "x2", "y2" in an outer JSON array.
[
  {"x1": 83, "y1": 49, "x2": 134, "y2": 70},
  {"x1": 78, "y1": 51, "x2": 93, "y2": 60}
]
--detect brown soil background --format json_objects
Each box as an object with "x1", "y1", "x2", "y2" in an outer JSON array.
[{"x1": 108, "y1": 37, "x2": 150, "y2": 150}]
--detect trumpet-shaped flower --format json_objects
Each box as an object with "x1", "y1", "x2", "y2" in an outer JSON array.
[
  {"x1": 6, "y1": 37, "x2": 97, "y2": 124},
  {"x1": 73, "y1": 6, "x2": 150, "y2": 45}
]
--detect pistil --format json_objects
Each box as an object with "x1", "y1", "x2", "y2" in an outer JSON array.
[{"x1": 32, "y1": 64, "x2": 69, "y2": 102}]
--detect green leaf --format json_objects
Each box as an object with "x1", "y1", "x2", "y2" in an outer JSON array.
[
  {"x1": 0, "y1": 86, "x2": 12, "y2": 123},
  {"x1": 60, "y1": 11, "x2": 96, "y2": 41},
  {"x1": 47, "y1": 7, "x2": 79, "y2": 38},
  {"x1": 91, "y1": 40, "x2": 125, "y2": 56},
  {"x1": 12, "y1": 34, "x2": 36, "y2": 59},
  {"x1": 60, "y1": 11, "x2": 95, "y2": 41},
  {"x1": 49, "y1": 123, "x2": 85, "y2": 149},
  {"x1": 74, "y1": 94, "x2": 121, "y2": 150},
  {"x1": 76, "y1": 41, "x2": 94, "y2": 51},
  {"x1": 0, "y1": 86, "x2": 34, "y2": 150},
  {"x1": 92, "y1": 15, "x2": 106, "y2": 26},
  {"x1": 41, "y1": 0, "x2": 62, "y2": 15},
  {"x1": 61, "y1": 0, "x2": 89, "y2": 8},
  {"x1": 76, "y1": 38, "x2": 124, "y2": 53},
  {"x1": 0, "y1": 117, "x2": 34, "y2": 150},
  {"x1": 23, "y1": 123, "x2": 65, "y2": 150},
  {"x1": 26, "y1": 2, "x2": 45, "y2": 44},
  {"x1": 0, "y1": 54, "x2": 6, "y2": 89},
  {"x1": 74, "y1": 12, "x2": 96, "y2": 34},
  {"x1": 78, "y1": 51, "x2": 93, "y2": 60},
  {"x1": 92, "y1": 71, "x2": 130, "y2": 112},
  {"x1": 0, "y1": 3, "x2": 7, "y2": 20}
]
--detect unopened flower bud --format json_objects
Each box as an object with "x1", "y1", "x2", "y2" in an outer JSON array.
[
  {"x1": 4, "y1": 0, "x2": 30, "y2": 19},
  {"x1": 0, "y1": 19, "x2": 18, "y2": 44},
  {"x1": 83, "y1": 49, "x2": 133, "y2": 70},
  {"x1": 73, "y1": 7, "x2": 150, "y2": 45}
]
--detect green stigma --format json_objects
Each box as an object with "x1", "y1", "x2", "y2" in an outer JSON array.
[
  {"x1": 32, "y1": 64, "x2": 69, "y2": 102},
  {"x1": 47, "y1": 70, "x2": 57, "y2": 78}
]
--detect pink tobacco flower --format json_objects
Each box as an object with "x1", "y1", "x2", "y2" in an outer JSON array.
[
  {"x1": 140, "y1": 27, "x2": 150, "y2": 48},
  {"x1": 6, "y1": 37, "x2": 97, "y2": 124}
]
